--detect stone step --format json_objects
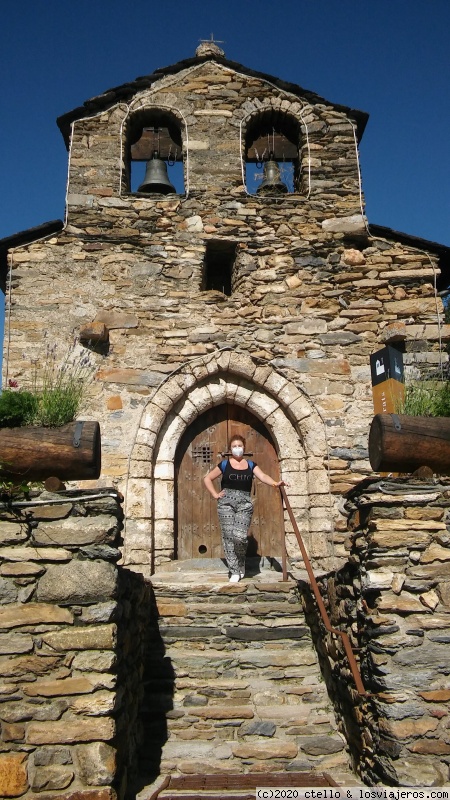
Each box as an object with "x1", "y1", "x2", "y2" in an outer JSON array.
[
  {"x1": 159, "y1": 624, "x2": 309, "y2": 639},
  {"x1": 150, "y1": 559, "x2": 296, "y2": 598},
  {"x1": 153, "y1": 556, "x2": 284, "y2": 574},
  {"x1": 140, "y1": 771, "x2": 339, "y2": 799},
  {"x1": 153, "y1": 588, "x2": 300, "y2": 608},
  {"x1": 150, "y1": 579, "x2": 313, "y2": 675},
  {"x1": 152, "y1": 578, "x2": 306, "y2": 633},
  {"x1": 155, "y1": 595, "x2": 304, "y2": 609},
  {"x1": 157, "y1": 680, "x2": 328, "y2": 711},
  {"x1": 146, "y1": 654, "x2": 320, "y2": 684}
]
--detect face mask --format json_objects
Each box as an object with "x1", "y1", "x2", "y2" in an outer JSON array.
[{"x1": 231, "y1": 446, "x2": 244, "y2": 458}]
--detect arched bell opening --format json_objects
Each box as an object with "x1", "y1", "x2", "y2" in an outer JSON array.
[
  {"x1": 244, "y1": 109, "x2": 302, "y2": 195},
  {"x1": 125, "y1": 107, "x2": 185, "y2": 195},
  {"x1": 174, "y1": 403, "x2": 284, "y2": 561}
]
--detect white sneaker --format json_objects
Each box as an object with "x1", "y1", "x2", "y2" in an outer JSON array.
[{"x1": 229, "y1": 574, "x2": 241, "y2": 583}]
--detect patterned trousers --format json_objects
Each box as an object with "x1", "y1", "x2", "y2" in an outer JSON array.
[{"x1": 217, "y1": 489, "x2": 253, "y2": 575}]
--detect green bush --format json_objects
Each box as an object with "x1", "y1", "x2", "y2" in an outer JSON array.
[
  {"x1": 399, "y1": 380, "x2": 450, "y2": 417},
  {"x1": 0, "y1": 390, "x2": 38, "y2": 427}
]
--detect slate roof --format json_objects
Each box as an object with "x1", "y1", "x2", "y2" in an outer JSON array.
[
  {"x1": 369, "y1": 224, "x2": 450, "y2": 287},
  {"x1": 56, "y1": 53, "x2": 370, "y2": 148},
  {"x1": 0, "y1": 220, "x2": 64, "y2": 292},
  {"x1": 0, "y1": 220, "x2": 64, "y2": 253}
]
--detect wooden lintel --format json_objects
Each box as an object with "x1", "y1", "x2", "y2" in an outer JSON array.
[
  {"x1": 247, "y1": 135, "x2": 298, "y2": 162},
  {"x1": 131, "y1": 128, "x2": 182, "y2": 162}
]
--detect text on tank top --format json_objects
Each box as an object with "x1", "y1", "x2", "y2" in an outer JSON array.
[{"x1": 219, "y1": 459, "x2": 256, "y2": 493}]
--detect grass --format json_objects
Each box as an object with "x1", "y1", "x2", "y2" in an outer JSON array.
[
  {"x1": 0, "y1": 343, "x2": 95, "y2": 428},
  {"x1": 396, "y1": 380, "x2": 450, "y2": 418}
]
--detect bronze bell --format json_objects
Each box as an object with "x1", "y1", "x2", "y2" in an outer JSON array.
[
  {"x1": 138, "y1": 150, "x2": 176, "y2": 194},
  {"x1": 257, "y1": 157, "x2": 288, "y2": 195}
]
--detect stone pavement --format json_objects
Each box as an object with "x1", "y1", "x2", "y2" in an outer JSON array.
[{"x1": 135, "y1": 559, "x2": 363, "y2": 798}]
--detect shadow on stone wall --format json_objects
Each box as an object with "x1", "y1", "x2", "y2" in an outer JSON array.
[
  {"x1": 121, "y1": 571, "x2": 175, "y2": 798},
  {"x1": 0, "y1": 489, "x2": 177, "y2": 800}
]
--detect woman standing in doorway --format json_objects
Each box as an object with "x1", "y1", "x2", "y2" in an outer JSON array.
[{"x1": 203, "y1": 434, "x2": 285, "y2": 582}]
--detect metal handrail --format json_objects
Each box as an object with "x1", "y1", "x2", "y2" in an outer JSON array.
[{"x1": 279, "y1": 486, "x2": 367, "y2": 696}]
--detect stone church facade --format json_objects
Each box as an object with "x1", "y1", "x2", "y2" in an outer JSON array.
[{"x1": 2, "y1": 42, "x2": 449, "y2": 578}]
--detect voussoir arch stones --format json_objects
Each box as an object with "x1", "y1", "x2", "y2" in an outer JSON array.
[
  {"x1": 133, "y1": 351, "x2": 326, "y2": 461},
  {"x1": 125, "y1": 352, "x2": 333, "y2": 570}
]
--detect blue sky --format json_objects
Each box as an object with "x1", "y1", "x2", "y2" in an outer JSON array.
[{"x1": 1, "y1": 1, "x2": 449, "y2": 251}]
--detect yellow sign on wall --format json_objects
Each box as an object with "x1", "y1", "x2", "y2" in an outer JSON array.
[{"x1": 372, "y1": 378, "x2": 405, "y2": 415}]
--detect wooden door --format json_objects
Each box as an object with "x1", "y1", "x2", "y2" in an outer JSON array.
[{"x1": 175, "y1": 404, "x2": 284, "y2": 559}]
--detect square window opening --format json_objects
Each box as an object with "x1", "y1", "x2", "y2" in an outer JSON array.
[{"x1": 202, "y1": 241, "x2": 237, "y2": 297}]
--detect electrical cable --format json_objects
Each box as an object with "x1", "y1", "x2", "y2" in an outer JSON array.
[
  {"x1": 350, "y1": 122, "x2": 370, "y2": 235},
  {"x1": 351, "y1": 122, "x2": 444, "y2": 377},
  {"x1": 2, "y1": 490, "x2": 122, "y2": 510}
]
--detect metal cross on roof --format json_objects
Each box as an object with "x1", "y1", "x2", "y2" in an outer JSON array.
[{"x1": 199, "y1": 33, "x2": 225, "y2": 46}]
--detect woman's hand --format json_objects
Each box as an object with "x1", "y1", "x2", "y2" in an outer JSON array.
[
  {"x1": 253, "y1": 466, "x2": 289, "y2": 488},
  {"x1": 204, "y1": 465, "x2": 224, "y2": 500},
  {"x1": 215, "y1": 490, "x2": 226, "y2": 499}
]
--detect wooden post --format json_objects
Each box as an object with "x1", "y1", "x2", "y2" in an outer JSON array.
[
  {"x1": 369, "y1": 414, "x2": 450, "y2": 474},
  {"x1": 0, "y1": 421, "x2": 101, "y2": 482}
]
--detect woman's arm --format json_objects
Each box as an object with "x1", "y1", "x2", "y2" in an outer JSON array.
[
  {"x1": 253, "y1": 465, "x2": 286, "y2": 488},
  {"x1": 203, "y1": 465, "x2": 225, "y2": 500}
]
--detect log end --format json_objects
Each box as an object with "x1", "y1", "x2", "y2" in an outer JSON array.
[{"x1": 368, "y1": 414, "x2": 384, "y2": 471}]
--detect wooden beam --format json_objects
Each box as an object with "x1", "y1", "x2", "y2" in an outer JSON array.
[
  {"x1": 131, "y1": 128, "x2": 182, "y2": 162},
  {"x1": 247, "y1": 134, "x2": 298, "y2": 162},
  {"x1": 131, "y1": 130, "x2": 298, "y2": 162}
]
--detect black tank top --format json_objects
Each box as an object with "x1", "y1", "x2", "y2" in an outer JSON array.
[{"x1": 219, "y1": 459, "x2": 256, "y2": 493}]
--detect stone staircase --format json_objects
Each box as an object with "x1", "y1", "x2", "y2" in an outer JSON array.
[{"x1": 136, "y1": 559, "x2": 361, "y2": 799}]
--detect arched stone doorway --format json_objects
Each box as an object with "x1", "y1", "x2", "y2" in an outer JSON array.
[
  {"x1": 175, "y1": 403, "x2": 284, "y2": 560},
  {"x1": 126, "y1": 351, "x2": 333, "y2": 576}
]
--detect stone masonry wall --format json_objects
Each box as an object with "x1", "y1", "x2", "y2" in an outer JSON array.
[
  {"x1": 0, "y1": 489, "x2": 152, "y2": 800},
  {"x1": 3, "y1": 55, "x2": 448, "y2": 575},
  {"x1": 313, "y1": 478, "x2": 450, "y2": 787}
]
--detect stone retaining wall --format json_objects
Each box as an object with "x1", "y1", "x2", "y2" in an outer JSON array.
[
  {"x1": 312, "y1": 478, "x2": 450, "y2": 786},
  {"x1": 0, "y1": 489, "x2": 152, "y2": 800}
]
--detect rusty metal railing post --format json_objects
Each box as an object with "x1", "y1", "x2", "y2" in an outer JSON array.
[
  {"x1": 279, "y1": 486, "x2": 367, "y2": 696},
  {"x1": 280, "y1": 516, "x2": 288, "y2": 581}
]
